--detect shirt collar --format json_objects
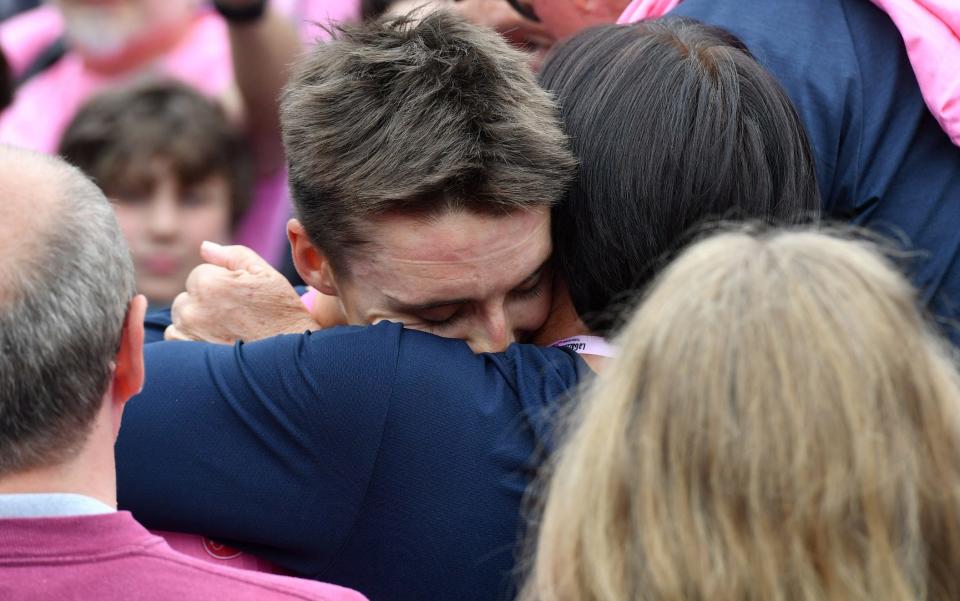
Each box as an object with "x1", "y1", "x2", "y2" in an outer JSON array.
[{"x1": 0, "y1": 493, "x2": 115, "y2": 518}]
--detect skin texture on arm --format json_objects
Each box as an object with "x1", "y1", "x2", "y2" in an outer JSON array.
[
  {"x1": 165, "y1": 241, "x2": 333, "y2": 343},
  {"x1": 221, "y1": 0, "x2": 302, "y2": 175}
]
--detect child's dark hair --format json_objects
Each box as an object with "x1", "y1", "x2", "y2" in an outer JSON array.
[{"x1": 59, "y1": 80, "x2": 251, "y2": 224}]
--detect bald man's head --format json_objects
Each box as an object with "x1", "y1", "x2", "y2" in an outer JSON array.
[
  {"x1": 0, "y1": 148, "x2": 102, "y2": 300},
  {"x1": 0, "y1": 146, "x2": 136, "y2": 476}
]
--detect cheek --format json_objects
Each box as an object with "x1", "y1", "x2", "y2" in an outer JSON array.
[
  {"x1": 532, "y1": 0, "x2": 582, "y2": 40},
  {"x1": 507, "y1": 292, "x2": 553, "y2": 333},
  {"x1": 112, "y1": 205, "x2": 147, "y2": 247},
  {"x1": 183, "y1": 205, "x2": 232, "y2": 246},
  {"x1": 331, "y1": 281, "x2": 382, "y2": 326}
]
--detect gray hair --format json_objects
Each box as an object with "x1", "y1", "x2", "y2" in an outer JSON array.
[
  {"x1": 280, "y1": 10, "x2": 577, "y2": 273},
  {"x1": 0, "y1": 150, "x2": 135, "y2": 476}
]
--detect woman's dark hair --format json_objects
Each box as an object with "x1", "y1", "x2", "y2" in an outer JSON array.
[
  {"x1": 361, "y1": 0, "x2": 393, "y2": 19},
  {"x1": 539, "y1": 18, "x2": 820, "y2": 334}
]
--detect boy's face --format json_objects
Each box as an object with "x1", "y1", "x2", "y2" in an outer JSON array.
[{"x1": 110, "y1": 160, "x2": 232, "y2": 306}]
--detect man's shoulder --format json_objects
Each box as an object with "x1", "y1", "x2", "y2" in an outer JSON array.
[
  {"x1": 139, "y1": 542, "x2": 368, "y2": 601},
  {"x1": 388, "y1": 331, "x2": 585, "y2": 436},
  {"x1": 392, "y1": 328, "x2": 586, "y2": 391},
  {"x1": 0, "y1": 512, "x2": 367, "y2": 601}
]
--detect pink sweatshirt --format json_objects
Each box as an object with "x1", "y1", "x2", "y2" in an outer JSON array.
[{"x1": 0, "y1": 511, "x2": 367, "y2": 601}]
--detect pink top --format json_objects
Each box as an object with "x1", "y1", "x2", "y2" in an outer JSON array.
[
  {"x1": 0, "y1": 511, "x2": 367, "y2": 600},
  {"x1": 616, "y1": 0, "x2": 681, "y2": 23},
  {"x1": 0, "y1": 0, "x2": 361, "y2": 264},
  {"x1": 617, "y1": 0, "x2": 960, "y2": 147},
  {"x1": 301, "y1": 286, "x2": 319, "y2": 310}
]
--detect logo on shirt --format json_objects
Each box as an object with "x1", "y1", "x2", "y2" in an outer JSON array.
[{"x1": 203, "y1": 537, "x2": 243, "y2": 560}]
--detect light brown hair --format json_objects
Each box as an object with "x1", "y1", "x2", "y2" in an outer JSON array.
[
  {"x1": 523, "y1": 228, "x2": 960, "y2": 601},
  {"x1": 280, "y1": 10, "x2": 575, "y2": 272}
]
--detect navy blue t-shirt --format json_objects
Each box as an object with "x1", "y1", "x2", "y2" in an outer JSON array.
[
  {"x1": 672, "y1": 0, "x2": 960, "y2": 333},
  {"x1": 115, "y1": 321, "x2": 587, "y2": 601}
]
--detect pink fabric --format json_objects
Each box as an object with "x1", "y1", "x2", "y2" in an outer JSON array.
[
  {"x1": 0, "y1": 0, "x2": 361, "y2": 264},
  {"x1": 868, "y1": 0, "x2": 960, "y2": 146},
  {"x1": 0, "y1": 512, "x2": 367, "y2": 600},
  {"x1": 301, "y1": 287, "x2": 319, "y2": 311},
  {"x1": 233, "y1": 169, "x2": 293, "y2": 266},
  {"x1": 0, "y1": 9, "x2": 233, "y2": 152},
  {"x1": 289, "y1": 0, "x2": 362, "y2": 43},
  {"x1": 616, "y1": 0, "x2": 681, "y2": 24},
  {"x1": 617, "y1": 0, "x2": 960, "y2": 147},
  {"x1": 0, "y1": 5, "x2": 62, "y2": 76},
  {"x1": 152, "y1": 530, "x2": 286, "y2": 575}
]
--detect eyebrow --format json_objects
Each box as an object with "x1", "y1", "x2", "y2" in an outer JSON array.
[{"x1": 384, "y1": 259, "x2": 550, "y2": 313}]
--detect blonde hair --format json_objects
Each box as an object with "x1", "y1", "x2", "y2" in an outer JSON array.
[{"x1": 522, "y1": 228, "x2": 960, "y2": 601}]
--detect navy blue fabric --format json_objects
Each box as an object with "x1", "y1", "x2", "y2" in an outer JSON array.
[
  {"x1": 671, "y1": 0, "x2": 960, "y2": 335},
  {"x1": 143, "y1": 309, "x2": 171, "y2": 344},
  {"x1": 115, "y1": 322, "x2": 586, "y2": 601}
]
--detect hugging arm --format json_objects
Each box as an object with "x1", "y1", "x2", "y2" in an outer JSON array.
[{"x1": 115, "y1": 324, "x2": 400, "y2": 572}]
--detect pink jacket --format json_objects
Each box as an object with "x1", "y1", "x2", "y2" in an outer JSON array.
[{"x1": 618, "y1": 0, "x2": 960, "y2": 147}]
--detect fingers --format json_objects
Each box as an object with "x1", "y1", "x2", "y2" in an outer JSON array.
[
  {"x1": 200, "y1": 241, "x2": 267, "y2": 274},
  {"x1": 164, "y1": 324, "x2": 193, "y2": 342},
  {"x1": 184, "y1": 263, "x2": 232, "y2": 297},
  {"x1": 170, "y1": 290, "x2": 190, "y2": 321}
]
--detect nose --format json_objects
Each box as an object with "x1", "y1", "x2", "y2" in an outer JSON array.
[
  {"x1": 467, "y1": 306, "x2": 515, "y2": 353},
  {"x1": 148, "y1": 194, "x2": 179, "y2": 239}
]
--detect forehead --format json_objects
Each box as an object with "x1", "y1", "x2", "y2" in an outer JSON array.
[{"x1": 351, "y1": 207, "x2": 552, "y2": 302}]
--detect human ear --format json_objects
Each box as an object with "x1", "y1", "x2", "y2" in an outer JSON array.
[
  {"x1": 288, "y1": 218, "x2": 340, "y2": 296},
  {"x1": 111, "y1": 294, "x2": 147, "y2": 438}
]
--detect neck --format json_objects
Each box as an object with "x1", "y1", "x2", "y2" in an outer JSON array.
[
  {"x1": 534, "y1": 277, "x2": 589, "y2": 344},
  {"x1": 80, "y1": 16, "x2": 194, "y2": 75},
  {"x1": 535, "y1": 279, "x2": 607, "y2": 372},
  {"x1": 0, "y1": 402, "x2": 117, "y2": 508}
]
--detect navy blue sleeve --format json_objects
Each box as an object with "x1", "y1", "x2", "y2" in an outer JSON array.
[
  {"x1": 312, "y1": 333, "x2": 584, "y2": 601},
  {"x1": 115, "y1": 323, "x2": 400, "y2": 573},
  {"x1": 143, "y1": 309, "x2": 171, "y2": 344}
]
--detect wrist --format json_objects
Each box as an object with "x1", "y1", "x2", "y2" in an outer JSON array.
[{"x1": 213, "y1": 0, "x2": 268, "y2": 24}]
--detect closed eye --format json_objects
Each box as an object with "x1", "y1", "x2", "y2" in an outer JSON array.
[
  {"x1": 419, "y1": 309, "x2": 466, "y2": 331},
  {"x1": 510, "y1": 280, "x2": 545, "y2": 301}
]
